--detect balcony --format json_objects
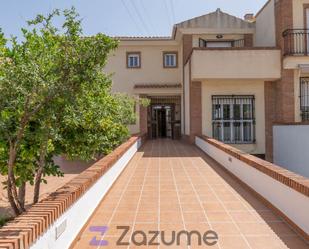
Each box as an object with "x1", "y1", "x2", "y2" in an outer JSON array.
[
  {"x1": 282, "y1": 29, "x2": 309, "y2": 69},
  {"x1": 283, "y1": 29, "x2": 309, "y2": 56},
  {"x1": 198, "y1": 38, "x2": 246, "y2": 48},
  {"x1": 189, "y1": 48, "x2": 281, "y2": 80}
]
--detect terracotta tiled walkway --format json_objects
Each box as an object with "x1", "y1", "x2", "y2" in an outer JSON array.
[{"x1": 72, "y1": 140, "x2": 308, "y2": 249}]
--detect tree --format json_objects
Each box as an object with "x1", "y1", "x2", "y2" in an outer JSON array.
[{"x1": 0, "y1": 8, "x2": 138, "y2": 215}]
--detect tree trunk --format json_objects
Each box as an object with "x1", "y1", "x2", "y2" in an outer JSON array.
[
  {"x1": 33, "y1": 138, "x2": 48, "y2": 204},
  {"x1": 7, "y1": 179, "x2": 21, "y2": 216},
  {"x1": 7, "y1": 144, "x2": 24, "y2": 215},
  {"x1": 6, "y1": 109, "x2": 35, "y2": 215},
  {"x1": 18, "y1": 182, "x2": 26, "y2": 210},
  {"x1": 33, "y1": 164, "x2": 44, "y2": 204}
]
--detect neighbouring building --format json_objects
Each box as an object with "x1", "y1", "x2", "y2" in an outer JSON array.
[{"x1": 105, "y1": 0, "x2": 309, "y2": 161}]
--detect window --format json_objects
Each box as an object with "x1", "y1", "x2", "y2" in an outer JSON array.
[
  {"x1": 300, "y1": 78, "x2": 309, "y2": 121},
  {"x1": 199, "y1": 38, "x2": 244, "y2": 48},
  {"x1": 199, "y1": 38, "x2": 232, "y2": 48},
  {"x1": 127, "y1": 52, "x2": 141, "y2": 68},
  {"x1": 212, "y1": 95, "x2": 255, "y2": 143},
  {"x1": 163, "y1": 52, "x2": 178, "y2": 68}
]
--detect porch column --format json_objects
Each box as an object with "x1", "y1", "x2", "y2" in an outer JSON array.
[
  {"x1": 244, "y1": 34, "x2": 253, "y2": 47},
  {"x1": 139, "y1": 95, "x2": 148, "y2": 135},
  {"x1": 183, "y1": 34, "x2": 193, "y2": 64},
  {"x1": 263, "y1": 0, "x2": 295, "y2": 162},
  {"x1": 190, "y1": 81, "x2": 202, "y2": 142},
  {"x1": 274, "y1": 0, "x2": 294, "y2": 123},
  {"x1": 264, "y1": 81, "x2": 276, "y2": 162}
]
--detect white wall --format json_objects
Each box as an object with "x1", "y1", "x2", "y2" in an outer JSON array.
[
  {"x1": 293, "y1": 0, "x2": 309, "y2": 29},
  {"x1": 201, "y1": 80, "x2": 266, "y2": 154},
  {"x1": 273, "y1": 125, "x2": 309, "y2": 178},
  {"x1": 104, "y1": 41, "x2": 182, "y2": 134},
  {"x1": 254, "y1": 0, "x2": 276, "y2": 47},
  {"x1": 30, "y1": 138, "x2": 142, "y2": 249},
  {"x1": 190, "y1": 49, "x2": 281, "y2": 80},
  {"x1": 105, "y1": 41, "x2": 181, "y2": 94},
  {"x1": 196, "y1": 136, "x2": 309, "y2": 236}
]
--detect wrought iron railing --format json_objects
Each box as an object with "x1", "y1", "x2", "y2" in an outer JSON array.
[
  {"x1": 212, "y1": 95, "x2": 256, "y2": 144},
  {"x1": 233, "y1": 39, "x2": 245, "y2": 48},
  {"x1": 198, "y1": 38, "x2": 245, "y2": 48},
  {"x1": 283, "y1": 29, "x2": 309, "y2": 56}
]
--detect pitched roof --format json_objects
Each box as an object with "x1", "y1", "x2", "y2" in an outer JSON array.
[
  {"x1": 175, "y1": 8, "x2": 255, "y2": 30},
  {"x1": 112, "y1": 36, "x2": 171, "y2": 41}
]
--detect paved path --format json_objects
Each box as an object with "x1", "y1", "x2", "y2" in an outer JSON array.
[{"x1": 72, "y1": 139, "x2": 308, "y2": 249}]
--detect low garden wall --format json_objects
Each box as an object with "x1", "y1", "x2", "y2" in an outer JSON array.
[
  {"x1": 273, "y1": 123, "x2": 309, "y2": 178},
  {"x1": 196, "y1": 136, "x2": 309, "y2": 240},
  {"x1": 0, "y1": 134, "x2": 146, "y2": 249}
]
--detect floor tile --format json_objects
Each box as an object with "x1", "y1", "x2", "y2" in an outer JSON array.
[{"x1": 71, "y1": 140, "x2": 307, "y2": 249}]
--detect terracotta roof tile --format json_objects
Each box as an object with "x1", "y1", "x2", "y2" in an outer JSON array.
[
  {"x1": 112, "y1": 36, "x2": 171, "y2": 40},
  {"x1": 134, "y1": 83, "x2": 182, "y2": 89}
]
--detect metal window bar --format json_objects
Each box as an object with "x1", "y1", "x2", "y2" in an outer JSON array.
[
  {"x1": 212, "y1": 95, "x2": 256, "y2": 144},
  {"x1": 300, "y1": 78, "x2": 309, "y2": 121},
  {"x1": 233, "y1": 39, "x2": 245, "y2": 48}
]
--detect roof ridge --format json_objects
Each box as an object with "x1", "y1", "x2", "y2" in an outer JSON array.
[
  {"x1": 112, "y1": 36, "x2": 171, "y2": 39},
  {"x1": 175, "y1": 8, "x2": 253, "y2": 28}
]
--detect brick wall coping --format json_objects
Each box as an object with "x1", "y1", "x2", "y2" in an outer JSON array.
[
  {"x1": 198, "y1": 136, "x2": 309, "y2": 198},
  {"x1": 0, "y1": 134, "x2": 146, "y2": 249},
  {"x1": 273, "y1": 122, "x2": 309, "y2": 126}
]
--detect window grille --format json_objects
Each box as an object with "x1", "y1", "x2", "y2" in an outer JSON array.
[
  {"x1": 212, "y1": 95, "x2": 255, "y2": 143},
  {"x1": 300, "y1": 78, "x2": 309, "y2": 121}
]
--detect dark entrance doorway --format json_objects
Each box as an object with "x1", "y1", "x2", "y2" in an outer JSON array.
[
  {"x1": 147, "y1": 96, "x2": 181, "y2": 139},
  {"x1": 151, "y1": 105, "x2": 173, "y2": 138}
]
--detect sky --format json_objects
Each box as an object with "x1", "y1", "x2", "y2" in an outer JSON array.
[{"x1": 0, "y1": 0, "x2": 267, "y2": 38}]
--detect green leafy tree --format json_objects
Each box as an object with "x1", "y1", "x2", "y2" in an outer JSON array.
[{"x1": 0, "y1": 8, "x2": 139, "y2": 215}]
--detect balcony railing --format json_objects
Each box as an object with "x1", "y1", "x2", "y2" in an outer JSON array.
[
  {"x1": 283, "y1": 29, "x2": 309, "y2": 56},
  {"x1": 233, "y1": 39, "x2": 245, "y2": 48},
  {"x1": 198, "y1": 38, "x2": 245, "y2": 48}
]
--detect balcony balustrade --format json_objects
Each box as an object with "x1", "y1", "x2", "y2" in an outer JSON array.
[{"x1": 283, "y1": 29, "x2": 309, "y2": 56}]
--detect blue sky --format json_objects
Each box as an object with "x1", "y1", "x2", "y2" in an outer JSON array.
[{"x1": 0, "y1": 0, "x2": 267, "y2": 38}]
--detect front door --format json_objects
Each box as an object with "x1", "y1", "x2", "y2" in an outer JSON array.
[
  {"x1": 149, "y1": 105, "x2": 174, "y2": 139},
  {"x1": 157, "y1": 108, "x2": 167, "y2": 138}
]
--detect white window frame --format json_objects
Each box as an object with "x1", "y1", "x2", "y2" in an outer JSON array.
[
  {"x1": 127, "y1": 52, "x2": 141, "y2": 68},
  {"x1": 163, "y1": 52, "x2": 177, "y2": 68}
]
